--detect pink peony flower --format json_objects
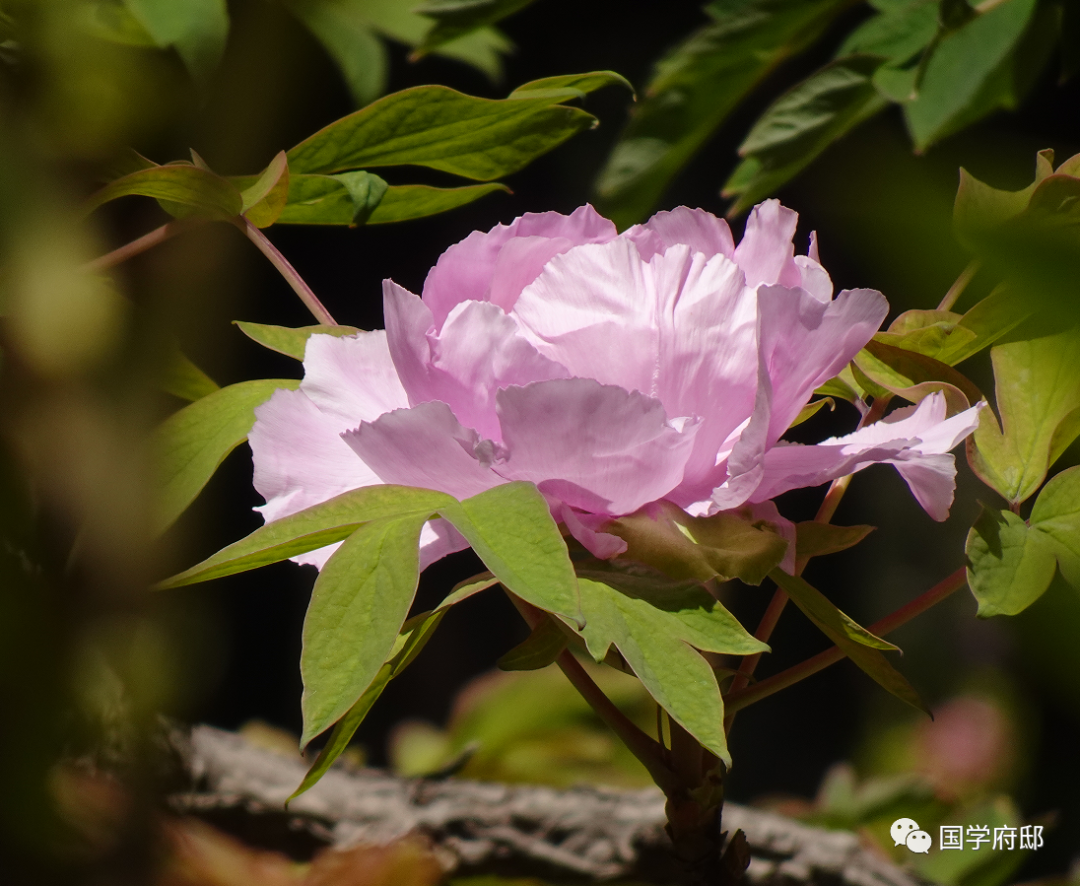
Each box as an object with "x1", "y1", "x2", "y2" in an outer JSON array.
[{"x1": 249, "y1": 201, "x2": 981, "y2": 569}]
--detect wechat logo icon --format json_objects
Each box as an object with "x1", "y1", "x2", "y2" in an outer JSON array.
[{"x1": 892, "y1": 818, "x2": 932, "y2": 854}]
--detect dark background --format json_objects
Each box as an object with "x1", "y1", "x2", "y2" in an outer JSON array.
[{"x1": 133, "y1": 0, "x2": 1080, "y2": 875}]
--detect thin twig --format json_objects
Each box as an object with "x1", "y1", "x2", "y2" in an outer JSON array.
[
  {"x1": 83, "y1": 217, "x2": 204, "y2": 273},
  {"x1": 937, "y1": 259, "x2": 981, "y2": 311},
  {"x1": 232, "y1": 217, "x2": 338, "y2": 326},
  {"x1": 724, "y1": 566, "x2": 968, "y2": 716}
]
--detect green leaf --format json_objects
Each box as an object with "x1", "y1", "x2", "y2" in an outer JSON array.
[
  {"x1": 1029, "y1": 466, "x2": 1080, "y2": 590},
  {"x1": 572, "y1": 573, "x2": 765, "y2": 765},
  {"x1": 968, "y1": 328, "x2": 1080, "y2": 505},
  {"x1": 770, "y1": 568, "x2": 929, "y2": 714},
  {"x1": 286, "y1": 84, "x2": 596, "y2": 181},
  {"x1": 415, "y1": 0, "x2": 536, "y2": 50},
  {"x1": 79, "y1": 0, "x2": 157, "y2": 46},
  {"x1": 158, "y1": 485, "x2": 456, "y2": 588},
  {"x1": 853, "y1": 338, "x2": 982, "y2": 412},
  {"x1": 965, "y1": 506, "x2": 1057, "y2": 617},
  {"x1": 290, "y1": 570, "x2": 500, "y2": 798},
  {"x1": 497, "y1": 614, "x2": 568, "y2": 671},
  {"x1": 594, "y1": 0, "x2": 850, "y2": 228},
  {"x1": 83, "y1": 164, "x2": 243, "y2": 218},
  {"x1": 367, "y1": 183, "x2": 509, "y2": 223},
  {"x1": 160, "y1": 347, "x2": 219, "y2": 402},
  {"x1": 509, "y1": 70, "x2": 635, "y2": 99},
  {"x1": 790, "y1": 397, "x2": 834, "y2": 428},
  {"x1": 837, "y1": 0, "x2": 938, "y2": 64},
  {"x1": 278, "y1": 176, "x2": 506, "y2": 225},
  {"x1": 300, "y1": 514, "x2": 429, "y2": 745},
  {"x1": 904, "y1": 0, "x2": 1039, "y2": 150},
  {"x1": 235, "y1": 151, "x2": 290, "y2": 228},
  {"x1": 234, "y1": 321, "x2": 361, "y2": 360},
  {"x1": 122, "y1": 0, "x2": 229, "y2": 81},
  {"x1": 794, "y1": 522, "x2": 874, "y2": 560},
  {"x1": 606, "y1": 501, "x2": 789, "y2": 585},
  {"x1": 723, "y1": 55, "x2": 888, "y2": 213},
  {"x1": 334, "y1": 171, "x2": 389, "y2": 225},
  {"x1": 953, "y1": 149, "x2": 1054, "y2": 251},
  {"x1": 440, "y1": 482, "x2": 581, "y2": 624},
  {"x1": 154, "y1": 379, "x2": 298, "y2": 533}
]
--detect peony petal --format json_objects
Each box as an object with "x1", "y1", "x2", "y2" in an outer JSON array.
[
  {"x1": 757, "y1": 284, "x2": 888, "y2": 442},
  {"x1": 750, "y1": 394, "x2": 982, "y2": 519},
  {"x1": 626, "y1": 206, "x2": 735, "y2": 262},
  {"x1": 733, "y1": 199, "x2": 802, "y2": 289},
  {"x1": 383, "y1": 279, "x2": 436, "y2": 403},
  {"x1": 555, "y1": 502, "x2": 628, "y2": 558},
  {"x1": 300, "y1": 331, "x2": 408, "y2": 428},
  {"x1": 343, "y1": 400, "x2": 504, "y2": 500},
  {"x1": 495, "y1": 378, "x2": 698, "y2": 516},
  {"x1": 421, "y1": 205, "x2": 617, "y2": 325},
  {"x1": 512, "y1": 238, "x2": 660, "y2": 396}
]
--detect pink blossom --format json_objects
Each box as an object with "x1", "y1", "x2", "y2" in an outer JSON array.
[{"x1": 249, "y1": 201, "x2": 982, "y2": 567}]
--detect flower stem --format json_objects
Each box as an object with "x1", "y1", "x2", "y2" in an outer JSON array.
[
  {"x1": 937, "y1": 259, "x2": 981, "y2": 311},
  {"x1": 723, "y1": 565, "x2": 967, "y2": 716},
  {"x1": 83, "y1": 217, "x2": 205, "y2": 273},
  {"x1": 232, "y1": 217, "x2": 338, "y2": 326}
]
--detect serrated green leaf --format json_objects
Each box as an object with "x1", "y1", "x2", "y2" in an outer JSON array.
[
  {"x1": 965, "y1": 507, "x2": 1057, "y2": 616},
  {"x1": 288, "y1": 573, "x2": 498, "y2": 801},
  {"x1": 235, "y1": 321, "x2": 361, "y2": 360},
  {"x1": 278, "y1": 176, "x2": 507, "y2": 225},
  {"x1": 154, "y1": 379, "x2": 298, "y2": 533},
  {"x1": 440, "y1": 482, "x2": 581, "y2": 623},
  {"x1": 853, "y1": 338, "x2": 982, "y2": 412},
  {"x1": 1029, "y1": 466, "x2": 1080, "y2": 590},
  {"x1": 968, "y1": 328, "x2": 1080, "y2": 505},
  {"x1": 795, "y1": 522, "x2": 874, "y2": 560},
  {"x1": 415, "y1": 0, "x2": 535, "y2": 50},
  {"x1": 122, "y1": 0, "x2": 229, "y2": 81},
  {"x1": 572, "y1": 574, "x2": 761, "y2": 765},
  {"x1": 84, "y1": 164, "x2": 243, "y2": 218},
  {"x1": 235, "y1": 151, "x2": 290, "y2": 228},
  {"x1": 286, "y1": 84, "x2": 595, "y2": 181},
  {"x1": 904, "y1": 0, "x2": 1038, "y2": 150},
  {"x1": 497, "y1": 614, "x2": 567, "y2": 671},
  {"x1": 723, "y1": 55, "x2": 888, "y2": 213},
  {"x1": 770, "y1": 568, "x2": 929, "y2": 714},
  {"x1": 606, "y1": 501, "x2": 789, "y2": 585},
  {"x1": 594, "y1": 0, "x2": 849, "y2": 228},
  {"x1": 300, "y1": 513, "x2": 429, "y2": 745},
  {"x1": 158, "y1": 485, "x2": 456, "y2": 587},
  {"x1": 160, "y1": 346, "x2": 219, "y2": 402}
]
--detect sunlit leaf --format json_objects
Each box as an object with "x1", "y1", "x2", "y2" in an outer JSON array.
[
  {"x1": 158, "y1": 485, "x2": 455, "y2": 587},
  {"x1": 1028, "y1": 466, "x2": 1080, "y2": 590},
  {"x1": 572, "y1": 573, "x2": 764, "y2": 765},
  {"x1": 770, "y1": 568, "x2": 928, "y2": 714},
  {"x1": 286, "y1": 84, "x2": 596, "y2": 181},
  {"x1": 234, "y1": 321, "x2": 361, "y2": 360},
  {"x1": 853, "y1": 338, "x2": 982, "y2": 412},
  {"x1": 837, "y1": 0, "x2": 937, "y2": 64},
  {"x1": 790, "y1": 397, "x2": 834, "y2": 427},
  {"x1": 953, "y1": 149, "x2": 1054, "y2": 251},
  {"x1": 84, "y1": 164, "x2": 243, "y2": 218},
  {"x1": 723, "y1": 55, "x2": 888, "y2": 213},
  {"x1": 367, "y1": 183, "x2": 509, "y2": 223},
  {"x1": 594, "y1": 0, "x2": 849, "y2": 228},
  {"x1": 968, "y1": 328, "x2": 1080, "y2": 505},
  {"x1": 234, "y1": 151, "x2": 290, "y2": 228},
  {"x1": 509, "y1": 70, "x2": 634, "y2": 99},
  {"x1": 965, "y1": 507, "x2": 1057, "y2": 617},
  {"x1": 300, "y1": 513, "x2": 429, "y2": 745},
  {"x1": 289, "y1": 572, "x2": 499, "y2": 798},
  {"x1": 154, "y1": 379, "x2": 298, "y2": 533}
]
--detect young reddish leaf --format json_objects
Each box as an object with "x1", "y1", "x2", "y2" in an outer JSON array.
[{"x1": 84, "y1": 165, "x2": 243, "y2": 218}]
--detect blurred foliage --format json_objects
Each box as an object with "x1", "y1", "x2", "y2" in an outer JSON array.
[{"x1": 590, "y1": 0, "x2": 1079, "y2": 227}]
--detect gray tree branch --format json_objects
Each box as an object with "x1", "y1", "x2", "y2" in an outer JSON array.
[{"x1": 166, "y1": 725, "x2": 926, "y2": 886}]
